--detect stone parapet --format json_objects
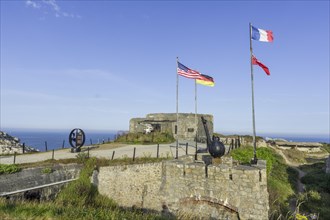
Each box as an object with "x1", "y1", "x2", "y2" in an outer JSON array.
[{"x1": 97, "y1": 157, "x2": 269, "y2": 219}]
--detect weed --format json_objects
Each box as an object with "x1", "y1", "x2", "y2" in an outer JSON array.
[
  {"x1": 143, "y1": 152, "x2": 152, "y2": 158},
  {"x1": 0, "y1": 164, "x2": 21, "y2": 175},
  {"x1": 75, "y1": 152, "x2": 89, "y2": 163},
  {"x1": 41, "y1": 167, "x2": 53, "y2": 174}
]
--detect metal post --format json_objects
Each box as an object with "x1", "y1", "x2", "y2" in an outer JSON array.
[
  {"x1": 111, "y1": 151, "x2": 115, "y2": 160},
  {"x1": 133, "y1": 147, "x2": 136, "y2": 161},
  {"x1": 176, "y1": 57, "x2": 179, "y2": 157},
  {"x1": 250, "y1": 22, "x2": 257, "y2": 164},
  {"x1": 195, "y1": 79, "x2": 198, "y2": 156},
  {"x1": 22, "y1": 143, "x2": 25, "y2": 154},
  {"x1": 235, "y1": 138, "x2": 238, "y2": 149},
  {"x1": 62, "y1": 140, "x2": 65, "y2": 149},
  {"x1": 13, "y1": 152, "x2": 16, "y2": 164},
  {"x1": 195, "y1": 142, "x2": 198, "y2": 160},
  {"x1": 45, "y1": 141, "x2": 48, "y2": 152},
  {"x1": 176, "y1": 144, "x2": 178, "y2": 159},
  {"x1": 157, "y1": 144, "x2": 159, "y2": 158},
  {"x1": 52, "y1": 149, "x2": 55, "y2": 160},
  {"x1": 186, "y1": 142, "x2": 188, "y2": 155}
]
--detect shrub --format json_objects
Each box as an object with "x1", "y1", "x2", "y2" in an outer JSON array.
[
  {"x1": 0, "y1": 164, "x2": 21, "y2": 174},
  {"x1": 41, "y1": 167, "x2": 53, "y2": 174},
  {"x1": 75, "y1": 152, "x2": 89, "y2": 163}
]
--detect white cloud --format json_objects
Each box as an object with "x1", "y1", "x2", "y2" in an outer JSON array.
[
  {"x1": 26, "y1": 0, "x2": 41, "y2": 9},
  {"x1": 25, "y1": 0, "x2": 81, "y2": 18},
  {"x1": 42, "y1": 0, "x2": 60, "y2": 12}
]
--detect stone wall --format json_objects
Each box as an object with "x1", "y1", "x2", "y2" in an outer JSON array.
[
  {"x1": 0, "y1": 163, "x2": 82, "y2": 201},
  {"x1": 97, "y1": 163, "x2": 163, "y2": 210},
  {"x1": 97, "y1": 156, "x2": 269, "y2": 219}
]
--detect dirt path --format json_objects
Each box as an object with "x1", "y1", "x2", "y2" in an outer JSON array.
[
  {"x1": 268, "y1": 145, "x2": 307, "y2": 213},
  {"x1": 268, "y1": 145, "x2": 306, "y2": 191}
]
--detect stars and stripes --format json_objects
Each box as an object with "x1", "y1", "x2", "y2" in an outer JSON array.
[{"x1": 177, "y1": 62, "x2": 201, "y2": 79}]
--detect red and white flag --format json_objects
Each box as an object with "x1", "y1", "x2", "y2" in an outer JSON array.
[{"x1": 252, "y1": 55, "x2": 270, "y2": 76}]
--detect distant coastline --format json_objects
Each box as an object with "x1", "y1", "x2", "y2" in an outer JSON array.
[{"x1": 2, "y1": 129, "x2": 329, "y2": 152}]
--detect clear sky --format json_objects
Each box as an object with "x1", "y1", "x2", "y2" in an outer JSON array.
[{"x1": 1, "y1": 0, "x2": 329, "y2": 136}]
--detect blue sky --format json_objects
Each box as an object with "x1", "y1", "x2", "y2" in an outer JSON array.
[{"x1": 1, "y1": 0, "x2": 329, "y2": 136}]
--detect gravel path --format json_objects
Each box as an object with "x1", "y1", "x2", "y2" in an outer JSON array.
[{"x1": 0, "y1": 141, "x2": 208, "y2": 165}]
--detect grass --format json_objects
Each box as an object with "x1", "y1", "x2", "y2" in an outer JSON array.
[
  {"x1": 115, "y1": 132, "x2": 175, "y2": 144},
  {"x1": 0, "y1": 164, "x2": 21, "y2": 174},
  {"x1": 282, "y1": 148, "x2": 307, "y2": 164},
  {"x1": 0, "y1": 157, "x2": 171, "y2": 220},
  {"x1": 321, "y1": 143, "x2": 330, "y2": 153},
  {"x1": 298, "y1": 161, "x2": 330, "y2": 219}
]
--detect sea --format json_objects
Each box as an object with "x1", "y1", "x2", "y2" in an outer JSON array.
[
  {"x1": 4, "y1": 129, "x2": 118, "y2": 152},
  {"x1": 2, "y1": 129, "x2": 329, "y2": 152}
]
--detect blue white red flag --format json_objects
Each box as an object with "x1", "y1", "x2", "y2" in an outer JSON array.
[
  {"x1": 251, "y1": 25, "x2": 273, "y2": 42},
  {"x1": 177, "y1": 62, "x2": 201, "y2": 79}
]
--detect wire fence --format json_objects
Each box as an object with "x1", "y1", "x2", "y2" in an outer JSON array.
[{"x1": 4, "y1": 137, "x2": 243, "y2": 165}]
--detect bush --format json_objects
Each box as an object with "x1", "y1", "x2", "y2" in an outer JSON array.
[
  {"x1": 0, "y1": 164, "x2": 21, "y2": 174},
  {"x1": 41, "y1": 167, "x2": 53, "y2": 174}
]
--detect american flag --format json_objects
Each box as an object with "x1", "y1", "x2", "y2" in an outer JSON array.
[{"x1": 177, "y1": 62, "x2": 201, "y2": 79}]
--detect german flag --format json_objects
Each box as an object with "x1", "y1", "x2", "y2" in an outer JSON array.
[{"x1": 196, "y1": 74, "x2": 215, "y2": 87}]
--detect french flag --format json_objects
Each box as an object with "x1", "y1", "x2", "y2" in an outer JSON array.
[{"x1": 252, "y1": 25, "x2": 273, "y2": 42}]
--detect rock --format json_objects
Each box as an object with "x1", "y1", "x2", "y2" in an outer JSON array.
[{"x1": 0, "y1": 131, "x2": 39, "y2": 155}]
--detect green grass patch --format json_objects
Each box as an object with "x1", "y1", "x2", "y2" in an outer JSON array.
[
  {"x1": 41, "y1": 167, "x2": 53, "y2": 174},
  {"x1": 0, "y1": 157, "x2": 170, "y2": 220},
  {"x1": 0, "y1": 164, "x2": 21, "y2": 174},
  {"x1": 321, "y1": 143, "x2": 330, "y2": 153},
  {"x1": 298, "y1": 166, "x2": 330, "y2": 220},
  {"x1": 115, "y1": 132, "x2": 175, "y2": 144},
  {"x1": 282, "y1": 149, "x2": 306, "y2": 164}
]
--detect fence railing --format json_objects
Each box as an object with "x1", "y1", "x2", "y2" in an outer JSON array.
[{"x1": 2, "y1": 137, "x2": 243, "y2": 165}]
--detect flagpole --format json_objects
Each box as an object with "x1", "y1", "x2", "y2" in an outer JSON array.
[
  {"x1": 195, "y1": 79, "x2": 198, "y2": 151},
  {"x1": 176, "y1": 57, "x2": 179, "y2": 154},
  {"x1": 249, "y1": 22, "x2": 257, "y2": 164}
]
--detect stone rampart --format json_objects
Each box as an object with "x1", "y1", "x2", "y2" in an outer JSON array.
[
  {"x1": 97, "y1": 156, "x2": 269, "y2": 219},
  {"x1": 326, "y1": 156, "x2": 330, "y2": 174},
  {"x1": 0, "y1": 163, "x2": 82, "y2": 201}
]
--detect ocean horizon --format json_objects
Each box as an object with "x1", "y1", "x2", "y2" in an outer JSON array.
[
  {"x1": 4, "y1": 129, "x2": 117, "y2": 152},
  {"x1": 1, "y1": 129, "x2": 329, "y2": 152}
]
